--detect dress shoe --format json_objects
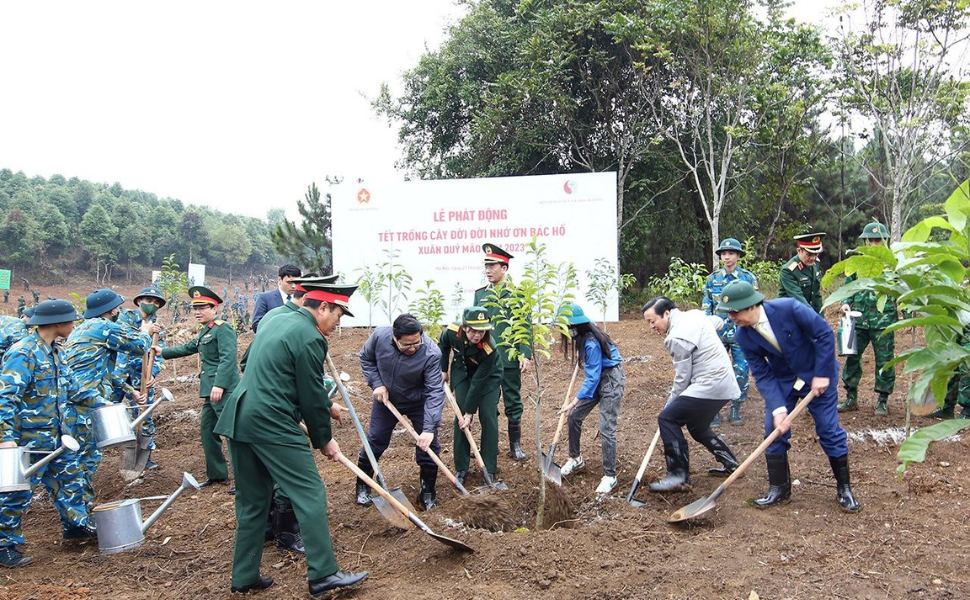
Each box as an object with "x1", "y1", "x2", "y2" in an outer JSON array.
[
  {"x1": 199, "y1": 478, "x2": 228, "y2": 488},
  {"x1": 231, "y1": 577, "x2": 274, "y2": 594},
  {"x1": 309, "y1": 570, "x2": 369, "y2": 596},
  {"x1": 228, "y1": 484, "x2": 236, "y2": 495}
]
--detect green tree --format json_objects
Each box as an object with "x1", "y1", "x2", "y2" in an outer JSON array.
[
  {"x1": 80, "y1": 204, "x2": 119, "y2": 283},
  {"x1": 210, "y1": 224, "x2": 253, "y2": 281},
  {"x1": 179, "y1": 211, "x2": 208, "y2": 266},
  {"x1": 270, "y1": 182, "x2": 333, "y2": 273}
]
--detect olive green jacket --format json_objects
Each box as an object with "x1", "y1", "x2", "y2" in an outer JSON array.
[
  {"x1": 778, "y1": 255, "x2": 822, "y2": 313},
  {"x1": 473, "y1": 282, "x2": 532, "y2": 362},
  {"x1": 438, "y1": 322, "x2": 500, "y2": 416},
  {"x1": 162, "y1": 320, "x2": 239, "y2": 397}
]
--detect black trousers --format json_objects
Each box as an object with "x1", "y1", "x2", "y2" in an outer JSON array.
[
  {"x1": 357, "y1": 399, "x2": 440, "y2": 470},
  {"x1": 657, "y1": 394, "x2": 729, "y2": 447}
]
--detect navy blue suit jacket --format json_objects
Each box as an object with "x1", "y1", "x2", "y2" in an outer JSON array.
[
  {"x1": 251, "y1": 289, "x2": 284, "y2": 332},
  {"x1": 735, "y1": 298, "x2": 839, "y2": 414}
]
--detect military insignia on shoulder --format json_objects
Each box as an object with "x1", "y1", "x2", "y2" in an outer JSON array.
[
  {"x1": 788, "y1": 261, "x2": 799, "y2": 271},
  {"x1": 447, "y1": 322, "x2": 460, "y2": 333},
  {"x1": 482, "y1": 344, "x2": 493, "y2": 355},
  {"x1": 214, "y1": 319, "x2": 225, "y2": 326}
]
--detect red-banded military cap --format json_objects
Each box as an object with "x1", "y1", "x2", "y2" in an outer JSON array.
[
  {"x1": 292, "y1": 274, "x2": 339, "y2": 293},
  {"x1": 482, "y1": 243, "x2": 513, "y2": 264},
  {"x1": 188, "y1": 286, "x2": 222, "y2": 306},
  {"x1": 793, "y1": 232, "x2": 826, "y2": 254},
  {"x1": 303, "y1": 283, "x2": 357, "y2": 317}
]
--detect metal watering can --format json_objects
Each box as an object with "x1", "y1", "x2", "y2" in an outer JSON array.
[
  {"x1": 0, "y1": 435, "x2": 81, "y2": 492},
  {"x1": 92, "y1": 387, "x2": 174, "y2": 449},
  {"x1": 93, "y1": 471, "x2": 200, "y2": 554},
  {"x1": 837, "y1": 311, "x2": 863, "y2": 356}
]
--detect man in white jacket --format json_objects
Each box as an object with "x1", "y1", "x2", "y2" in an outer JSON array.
[{"x1": 642, "y1": 297, "x2": 741, "y2": 492}]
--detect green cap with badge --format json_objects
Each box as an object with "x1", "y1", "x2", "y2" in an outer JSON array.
[
  {"x1": 716, "y1": 280, "x2": 765, "y2": 312},
  {"x1": 793, "y1": 232, "x2": 826, "y2": 254},
  {"x1": 189, "y1": 286, "x2": 222, "y2": 306},
  {"x1": 482, "y1": 243, "x2": 513, "y2": 265},
  {"x1": 462, "y1": 306, "x2": 494, "y2": 330},
  {"x1": 858, "y1": 221, "x2": 889, "y2": 240}
]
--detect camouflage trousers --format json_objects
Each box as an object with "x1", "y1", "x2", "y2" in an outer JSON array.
[
  {"x1": 841, "y1": 327, "x2": 896, "y2": 396},
  {"x1": 941, "y1": 368, "x2": 970, "y2": 409},
  {"x1": 126, "y1": 396, "x2": 157, "y2": 450},
  {"x1": 724, "y1": 341, "x2": 749, "y2": 401},
  {"x1": 60, "y1": 403, "x2": 102, "y2": 507},
  {"x1": 0, "y1": 444, "x2": 90, "y2": 547}
]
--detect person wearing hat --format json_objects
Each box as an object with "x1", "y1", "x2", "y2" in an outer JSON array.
[
  {"x1": 215, "y1": 282, "x2": 368, "y2": 596},
  {"x1": 473, "y1": 243, "x2": 531, "y2": 461},
  {"x1": 838, "y1": 222, "x2": 898, "y2": 415},
  {"x1": 557, "y1": 303, "x2": 625, "y2": 494},
  {"x1": 779, "y1": 233, "x2": 826, "y2": 313},
  {"x1": 159, "y1": 286, "x2": 239, "y2": 489},
  {"x1": 642, "y1": 297, "x2": 741, "y2": 492},
  {"x1": 251, "y1": 264, "x2": 302, "y2": 332},
  {"x1": 0, "y1": 307, "x2": 34, "y2": 361},
  {"x1": 718, "y1": 280, "x2": 861, "y2": 512},
  {"x1": 63, "y1": 288, "x2": 156, "y2": 506},
  {"x1": 438, "y1": 306, "x2": 503, "y2": 486},
  {"x1": 355, "y1": 313, "x2": 445, "y2": 510},
  {"x1": 0, "y1": 300, "x2": 113, "y2": 567},
  {"x1": 112, "y1": 287, "x2": 168, "y2": 472},
  {"x1": 702, "y1": 237, "x2": 759, "y2": 426}
]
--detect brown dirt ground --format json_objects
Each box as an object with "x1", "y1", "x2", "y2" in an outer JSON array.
[{"x1": 1, "y1": 279, "x2": 968, "y2": 600}]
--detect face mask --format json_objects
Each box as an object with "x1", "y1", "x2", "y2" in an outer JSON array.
[
  {"x1": 110, "y1": 313, "x2": 119, "y2": 322},
  {"x1": 140, "y1": 303, "x2": 159, "y2": 317}
]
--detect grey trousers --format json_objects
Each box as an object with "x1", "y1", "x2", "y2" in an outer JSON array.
[{"x1": 567, "y1": 365, "x2": 625, "y2": 477}]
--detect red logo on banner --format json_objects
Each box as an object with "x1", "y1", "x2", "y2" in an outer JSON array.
[{"x1": 357, "y1": 188, "x2": 371, "y2": 204}]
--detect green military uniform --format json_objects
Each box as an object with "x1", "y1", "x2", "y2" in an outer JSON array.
[
  {"x1": 474, "y1": 242, "x2": 530, "y2": 460},
  {"x1": 779, "y1": 233, "x2": 825, "y2": 313},
  {"x1": 439, "y1": 309, "x2": 501, "y2": 476},
  {"x1": 838, "y1": 222, "x2": 898, "y2": 415},
  {"x1": 930, "y1": 325, "x2": 970, "y2": 419},
  {"x1": 161, "y1": 287, "x2": 239, "y2": 482}
]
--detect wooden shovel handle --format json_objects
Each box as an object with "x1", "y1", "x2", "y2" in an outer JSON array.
[
  {"x1": 140, "y1": 332, "x2": 160, "y2": 397},
  {"x1": 719, "y1": 390, "x2": 818, "y2": 490},
  {"x1": 549, "y1": 362, "x2": 581, "y2": 446},
  {"x1": 443, "y1": 384, "x2": 489, "y2": 473},
  {"x1": 634, "y1": 428, "x2": 662, "y2": 481},
  {"x1": 380, "y1": 395, "x2": 464, "y2": 491}
]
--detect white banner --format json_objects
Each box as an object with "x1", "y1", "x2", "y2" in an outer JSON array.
[
  {"x1": 187, "y1": 263, "x2": 206, "y2": 288},
  {"x1": 331, "y1": 172, "x2": 619, "y2": 327}
]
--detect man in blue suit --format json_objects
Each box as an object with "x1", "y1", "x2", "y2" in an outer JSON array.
[
  {"x1": 251, "y1": 264, "x2": 301, "y2": 332},
  {"x1": 718, "y1": 280, "x2": 861, "y2": 513}
]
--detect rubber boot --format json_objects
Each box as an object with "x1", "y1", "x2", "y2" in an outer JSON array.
[
  {"x1": 649, "y1": 442, "x2": 691, "y2": 492},
  {"x1": 874, "y1": 394, "x2": 889, "y2": 416},
  {"x1": 958, "y1": 406, "x2": 970, "y2": 419},
  {"x1": 754, "y1": 453, "x2": 791, "y2": 507},
  {"x1": 273, "y1": 501, "x2": 306, "y2": 554},
  {"x1": 710, "y1": 411, "x2": 721, "y2": 428},
  {"x1": 829, "y1": 454, "x2": 862, "y2": 513},
  {"x1": 508, "y1": 419, "x2": 527, "y2": 460},
  {"x1": 416, "y1": 467, "x2": 438, "y2": 511},
  {"x1": 701, "y1": 434, "x2": 740, "y2": 476},
  {"x1": 355, "y1": 456, "x2": 374, "y2": 506},
  {"x1": 265, "y1": 505, "x2": 276, "y2": 542},
  {"x1": 728, "y1": 400, "x2": 743, "y2": 425},
  {"x1": 455, "y1": 471, "x2": 467, "y2": 487},
  {"x1": 837, "y1": 390, "x2": 859, "y2": 412}
]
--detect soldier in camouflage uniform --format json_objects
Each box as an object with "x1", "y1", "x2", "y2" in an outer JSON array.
[
  {"x1": 16, "y1": 296, "x2": 25, "y2": 318},
  {"x1": 113, "y1": 287, "x2": 167, "y2": 470},
  {"x1": 838, "y1": 222, "x2": 898, "y2": 416},
  {"x1": 927, "y1": 326, "x2": 970, "y2": 420},
  {"x1": 0, "y1": 308, "x2": 33, "y2": 361},
  {"x1": 3, "y1": 289, "x2": 8, "y2": 303},
  {"x1": 31, "y1": 290, "x2": 39, "y2": 305},
  {"x1": 0, "y1": 300, "x2": 111, "y2": 568},
  {"x1": 779, "y1": 233, "x2": 825, "y2": 313},
  {"x1": 62, "y1": 289, "x2": 155, "y2": 506},
  {"x1": 472, "y1": 243, "x2": 530, "y2": 460},
  {"x1": 703, "y1": 238, "x2": 759, "y2": 426}
]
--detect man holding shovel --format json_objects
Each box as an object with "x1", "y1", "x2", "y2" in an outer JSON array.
[
  {"x1": 718, "y1": 280, "x2": 861, "y2": 512},
  {"x1": 357, "y1": 314, "x2": 445, "y2": 510}
]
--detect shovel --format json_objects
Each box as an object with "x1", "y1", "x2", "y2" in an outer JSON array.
[
  {"x1": 380, "y1": 396, "x2": 470, "y2": 496},
  {"x1": 668, "y1": 389, "x2": 818, "y2": 523},
  {"x1": 325, "y1": 353, "x2": 415, "y2": 527},
  {"x1": 443, "y1": 385, "x2": 508, "y2": 491},
  {"x1": 541, "y1": 362, "x2": 580, "y2": 485},
  {"x1": 627, "y1": 428, "x2": 662, "y2": 507},
  {"x1": 335, "y1": 451, "x2": 474, "y2": 553}
]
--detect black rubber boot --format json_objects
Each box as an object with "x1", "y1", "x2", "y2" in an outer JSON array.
[
  {"x1": 649, "y1": 442, "x2": 691, "y2": 492},
  {"x1": 416, "y1": 467, "x2": 438, "y2": 511},
  {"x1": 355, "y1": 456, "x2": 374, "y2": 506},
  {"x1": 701, "y1": 434, "x2": 740, "y2": 476},
  {"x1": 265, "y1": 504, "x2": 276, "y2": 542},
  {"x1": 272, "y1": 501, "x2": 305, "y2": 554},
  {"x1": 710, "y1": 411, "x2": 721, "y2": 428},
  {"x1": 508, "y1": 419, "x2": 527, "y2": 460},
  {"x1": 455, "y1": 471, "x2": 467, "y2": 487},
  {"x1": 728, "y1": 400, "x2": 743, "y2": 425},
  {"x1": 829, "y1": 454, "x2": 862, "y2": 513},
  {"x1": 754, "y1": 453, "x2": 791, "y2": 508}
]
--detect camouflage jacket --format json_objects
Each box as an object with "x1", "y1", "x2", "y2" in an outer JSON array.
[
  {"x1": 702, "y1": 267, "x2": 758, "y2": 344},
  {"x1": 0, "y1": 332, "x2": 107, "y2": 447},
  {"x1": 111, "y1": 308, "x2": 165, "y2": 402},
  {"x1": 62, "y1": 316, "x2": 152, "y2": 399},
  {"x1": 0, "y1": 316, "x2": 29, "y2": 361},
  {"x1": 842, "y1": 274, "x2": 897, "y2": 330}
]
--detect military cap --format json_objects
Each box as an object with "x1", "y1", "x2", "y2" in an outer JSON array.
[
  {"x1": 462, "y1": 306, "x2": 494, "y2": 331},
  {"x1": 559, "y1": 302, "x2": 591, "y2": 326},
  {"x1": 188, "y1": 286, "x2": 222, "y2": 306},
  {"x1": 482, "y1": 243, "x2": 513, "y2": 264},
  {"x1": 716, "y1": 281, "x2": 765, "y2": 312},
  {"x1": 793, "y1": 232, "x2": 826, "y2": 254},
  {"x1": 303, "y1": 282, "x2": 357, "y2": 317},
  {"x1": 858, "y1": 221, "x2": 889, "y2": 240},
  {"x1": 715, "y1": 238, "x2": 746, "y2": 257},
  {"x1": 292, "y1": 274, "x2": 339, "y2": 293},
  {"x1": 133, "y1": 286, "x2": 167, "y2": 308},
  {"x1": 28, "y1": 299, "x2": 79, "y2": 326},
  {"x1": 84, "y1": 289, "x2": 126, "y2": 318}
]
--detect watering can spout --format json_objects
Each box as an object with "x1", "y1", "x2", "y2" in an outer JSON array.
[
  {"x1": 141, "y1": 472, "x2": 200, "y2": 534},
  {"x1": 130, "y1": 387, "x2": 174, "y2": 432},
  {"x1": 23, "y1": 435, "x2": 80, "y2": 479}
]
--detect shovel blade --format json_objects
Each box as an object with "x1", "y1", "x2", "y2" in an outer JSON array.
[
  {"x1": 405, "y1": 510, "x2": 475, "y2": 553},
  {"x1": 371, "y1": 489, "x2": 413, "y2": 530},
  {"x1": 541, "y1": 451, "x2": 562, "y2": 486},
  {"x1": 911, "y1": 387, "x2": 941, "y2": 417},
  {"x1": 668, "y1": 493, "x2": 717, "y2": 522}
]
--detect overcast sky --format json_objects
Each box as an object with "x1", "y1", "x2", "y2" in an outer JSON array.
[{"x1": 0, "y1": 1, "x2": 835, "y2": 220}]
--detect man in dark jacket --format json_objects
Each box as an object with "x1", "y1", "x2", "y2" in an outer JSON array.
[
  {"x1": 356, "y1": 314, "x2": 445, "y2": 510},
  {"x1": 251, "y1": 264, "x2": 301, "y2": 332}
]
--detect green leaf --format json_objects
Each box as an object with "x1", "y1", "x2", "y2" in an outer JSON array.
[
  {"x1": 896, "y1": 419, "x2": 970, "y2": 479},
  {"x1": 943, "y1": 179, "x2": 970, "y2": 232}
]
